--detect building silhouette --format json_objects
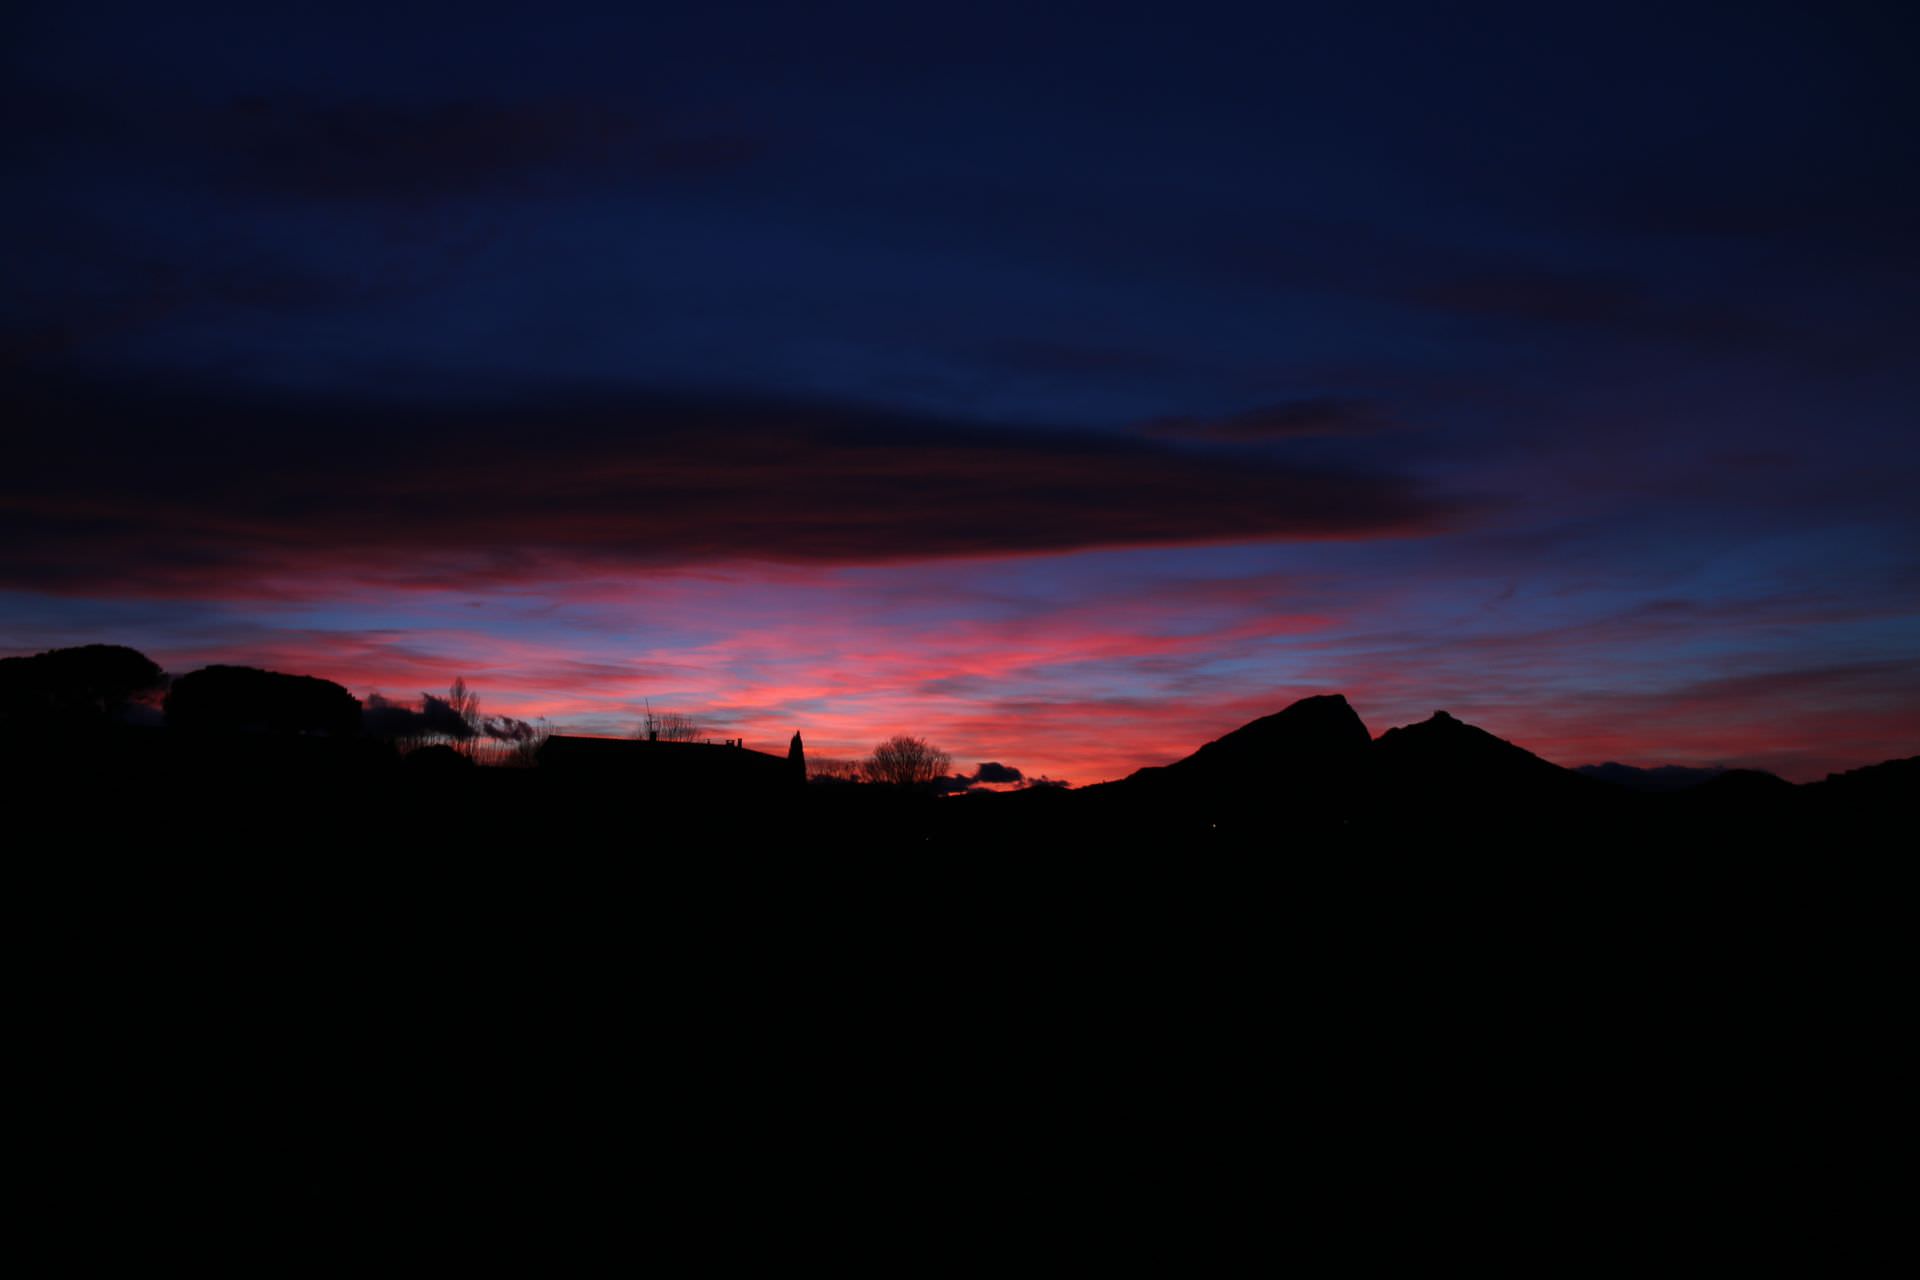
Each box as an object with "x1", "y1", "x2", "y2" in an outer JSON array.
[{"x1": 537, "y1": 733, "x2": 803, "y2": 804}]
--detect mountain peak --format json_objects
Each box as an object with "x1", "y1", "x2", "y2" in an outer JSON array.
[
  {"x1": 1164, "y1": 693, "x2": 1372, "y2": 776},
  {"x1": 1373, "y1": 708, "x2": 1584, "y2": 791}
]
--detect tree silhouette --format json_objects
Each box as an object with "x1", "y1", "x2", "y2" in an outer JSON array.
[
  {"x1": 0, "y1": 644, "x2": 164, "y2": 731},
  {"x1": 862, "y1": 735, "x2": 952, "y2": 789},
  {"x1": 486, "y1": 715, "x2": 551, "y2": 767},
  {"x1": 164, "y1": 665, "x2": 361, "y2": 736},
  {"x1": 446, "y1": 677, "x2": 477, "y2": 727},
  {"x1": 637, "y1": 704, "x2": 703, "y2": 742},
  {"x1": 445, "y1": 676, "x2": 481, "y2": 755},
  {"x1": 804, "y1": 756, "x2": 863, "y2": 783}
]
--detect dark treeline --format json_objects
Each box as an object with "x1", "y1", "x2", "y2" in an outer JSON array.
[{"x1": 2, "y1": 643, "x2": 544, "y2": 761}]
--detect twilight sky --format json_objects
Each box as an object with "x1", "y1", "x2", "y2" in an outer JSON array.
[{"x1": 4, "y1": 1, "x2": 1916, "y2": 781}]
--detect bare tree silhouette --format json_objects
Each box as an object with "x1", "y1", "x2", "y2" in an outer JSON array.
[
  {"x1": 637, "y1": 702, "x2": 703, "y2": 742},
  {"x1": 806, "y1": 756, "x2": 864, "y2": 783},
  {"x1": 863, "y1": 735, "x2": 952, "y2": 789},
  {"x1": 447, "y1": 677, "x2": 480, "y2": 753}
]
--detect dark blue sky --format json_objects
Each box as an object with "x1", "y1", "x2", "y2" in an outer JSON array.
[{"x1": 4, "y1": 1, "x2": 1916, "y2": 780}]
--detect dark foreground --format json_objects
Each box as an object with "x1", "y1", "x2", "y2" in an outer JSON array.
[{"x1": 10, "y1": 728, "x2": 1908, "y2": 1260}]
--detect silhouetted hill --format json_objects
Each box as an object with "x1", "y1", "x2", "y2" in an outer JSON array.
[
  {"x1": 1372, "y1": 709, "x2": 1587, "y2": 791},
  {"x1": 1800, "y1": 755, "x2": 1918, "y2": 827},
  {"x1": 1364, "y1": 708, "x2": 1624, "y2": 837},
  {"x1": 1073, "y1": 693, "x2": 1372, "y2": 834},
  {"x1": 1684, "y1": 768, "x2": 1794, "y2": 800},
  {"x1": 1576, "y1": 762, "x2": 1728, "y2": 793},
  {"x1": 1048, "y1": 696, "x2": 1652, "y2": 842},
  {"x1": 1806, "y1": 754, "x2": 1918, "y2": 795},
  {"x1": 1161, "y1": 693, "x2": 1373, "y2": 777},
  {"x1": 1646, "y1": 768, "x2": 1797, "y2": 838}
]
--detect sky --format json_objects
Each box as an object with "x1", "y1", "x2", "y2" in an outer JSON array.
[{"x1": 4, "y1": 1, "x2": 1916, "y2": 782}]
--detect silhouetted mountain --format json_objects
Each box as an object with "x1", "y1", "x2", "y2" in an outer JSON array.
[
  {"x1": 1050, "y1": 695, "x2": 1658, "y2": 841},
  {"x1": 1576, "y1": 762, "x2": 1729, "y2": 793},
  {"x1": 1372, "y1": 709, "x2": 1582, "y2": 788},
  {"x1": 1366, "y1": 709, "x2": 1622, "y2": 835},
  {"x1": 1081, "y1": 693, "x2": 1373, "y2": 832},
  {"x1": 1683, "y1": 768, "x2": 1794, "y2": 800},
  {"x1": 1800, "y1": 755, "x2": 1918, "y2": 823},
  {"x1": 1644, "y1": 767, "x2": 1798, "y2": 838},
  {"x1": 1807, "y1": 754, "x2": 1919, "y2": 794},
  {"x1": 1160, "y1": 692, "x2": 1373, "y2": 779}
]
